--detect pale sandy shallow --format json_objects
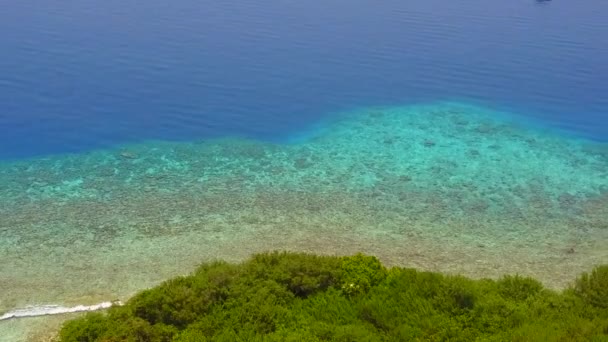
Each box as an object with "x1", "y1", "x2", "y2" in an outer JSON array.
[
  {"x1": 1, "y1": 313, "x2": 85, "y2": 342},
  {"x1": 0, "y1": 103, "x2": 606, "y2": 341},
  {"x1": 2, "y1": 191, "x2": 607, "y2": 341}
]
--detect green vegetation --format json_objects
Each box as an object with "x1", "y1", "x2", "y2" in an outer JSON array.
[{"x1": 60, "y1": 252, "x2": 608, "y2": 341}]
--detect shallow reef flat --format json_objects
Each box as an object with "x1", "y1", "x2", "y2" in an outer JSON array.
[{"x1": 0, "y1": 102, "x2": 607, "y2": 339}]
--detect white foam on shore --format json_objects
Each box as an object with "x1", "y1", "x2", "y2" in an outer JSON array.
[{"x1": 0, "y1": 301, "x2": 123, "y2": 321}]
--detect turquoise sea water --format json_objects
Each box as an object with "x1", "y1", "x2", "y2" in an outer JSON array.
[
  {"x1": 1, "y1": 103, "x2": 607, "y2": 340},
  {"x1": 1, "y1": 0, "x2": 608, "y2": 340}
]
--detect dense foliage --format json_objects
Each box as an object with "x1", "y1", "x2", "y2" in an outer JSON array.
[{"x1": 60, "y1": 252, "x2": 608, "y2": 341}]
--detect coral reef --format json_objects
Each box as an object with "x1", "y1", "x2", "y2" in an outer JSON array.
[{"x1": 0, "y1": 102, "x2": 606, "y2": 340}]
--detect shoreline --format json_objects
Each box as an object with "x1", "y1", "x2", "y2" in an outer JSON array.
[
  {"x1": 0, "y1": 301, "x2": 122, "y2": 322},
  {"x1": 1, "y1": 249, "x2": 603, "y2": 342},
  {"x1": 1, "y1": 102, "x2": 606, "y2": 341}
]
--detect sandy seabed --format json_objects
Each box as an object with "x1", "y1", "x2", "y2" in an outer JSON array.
[{"x1": 1, "y1": 103, "x2": 606, "y2": 341}]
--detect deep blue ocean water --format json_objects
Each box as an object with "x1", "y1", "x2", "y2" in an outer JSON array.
[{"x1": 0, "y1": 0, "x2": 607, "y2": 159}]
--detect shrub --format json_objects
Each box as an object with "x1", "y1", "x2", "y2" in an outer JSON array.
[
  {"x1": 575, "y1": 265, "x2": 608, "y2": 308},
  {"x1": 340, "y1": 253, "x2": 387, "y2": 296},
  {"x1": 58, "y1": 253, "x2": 608, "y2": 342},
  {"x1": 60, "y1": 313, "x2": 109, "y2": 342},
  {"x1": 245, "y1": 251, "x2": 342, "y2": 297},
  {"x1": 497, "y1": 274, "x2": 544, "y2": 301}
]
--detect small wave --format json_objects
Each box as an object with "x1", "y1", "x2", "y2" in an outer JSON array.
[{"x1": 0, "y1": 301, "x2": 123, "y2": 321}]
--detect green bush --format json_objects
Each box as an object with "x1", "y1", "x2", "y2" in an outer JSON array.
[
  {"x1": 340, "y1": 253, "x2": 387, "y2": 297},
  {"x1": 245, "y1": 252, "x2": 342, "y2": 298},
  {"x1": 497, "y1": 274, "x2": 544, "y2": 301},
  {"x1": 575, "y1": 265, "x2": 608, "y2": 309},
  {"x1": 59, "y1": 253, "x2": 608, "y2": 342},
  {"x1": 60, "y1": 312, "x2": 108, "y2": 342}
]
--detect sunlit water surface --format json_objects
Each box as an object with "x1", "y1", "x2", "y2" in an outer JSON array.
[{"x1": 0, "y1": 0, "x2": 607, "y2": 340}]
